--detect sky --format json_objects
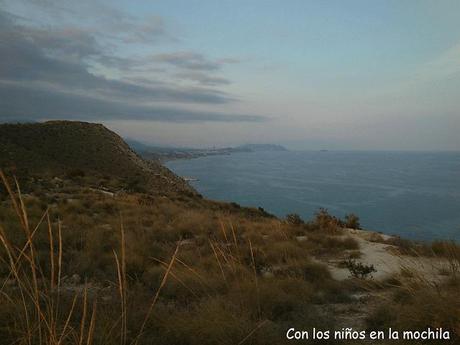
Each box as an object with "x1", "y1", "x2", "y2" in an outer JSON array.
[{"x1": 1, "y1": 0, "x2": 460, "y2": 150}]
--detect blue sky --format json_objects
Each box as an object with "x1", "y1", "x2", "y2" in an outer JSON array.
[{"x1": 1, "y1": 0, "x2": 459, "y2": 149}]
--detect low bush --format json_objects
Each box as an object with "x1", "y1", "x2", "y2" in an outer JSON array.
[
  {"x1": 285, "y1": 213, "x2": 304, "y2": 225},
  {"x1": 344, "y1": 213, "x2": 361, "y2": 229},
  {"x1": 342, "y1": 259, "x2": 377, "y2": 279}
]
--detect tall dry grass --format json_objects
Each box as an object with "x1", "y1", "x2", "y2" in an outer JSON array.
[
  {"x1": 0, "y1": 171, "x2": 179, "y2": 345},
  {"x1": 366, "y1": 242, "x2": 460, "y2": 342},
  {"x1": 0, "y1": 172, "x2": 288, "y2": 345}
]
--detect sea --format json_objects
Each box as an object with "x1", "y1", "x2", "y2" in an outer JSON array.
[{"x1": 166, "y1": 151, "x2": 460, "y2": 242}]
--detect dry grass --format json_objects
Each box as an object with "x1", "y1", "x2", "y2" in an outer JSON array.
[
  {"x1": 0, "y1": 172, "x2": 345, "y2": 344},
  {"x1": 366, "y1": 248, "x2": 460, "y2": 343},
  {"x1": 0, "y1": 171, "x2": 180, "y2": 345},
  {"x1": 1, "y1": 171, "x2": 459, "y2": 344}
]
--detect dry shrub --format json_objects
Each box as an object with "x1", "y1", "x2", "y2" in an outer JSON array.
[
  {"x1": 0, "y1": 172, "x2": 357, "y2": 345},
  {"x1": 310, "y1": 208, "x2": 343, "y2": 234},
  {"x1": 148, "y1": 298, "x2": 279, "y2": 345},
  {"x1": 260, "y1": 240, "x2": 306, "y2": 265},
  {"x1": 308, "y1": 234, "x2": 360, "y2": 255},
  {"x1": 301, "y1": 261, "x2": 332, "y2": 282},
  {"x1": 0, "y1": 172, "x2": 182, "y2": 345}
]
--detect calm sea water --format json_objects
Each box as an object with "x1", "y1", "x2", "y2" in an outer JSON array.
[{"x1": 166, "y1": 151, "x2": 460, "y2": 241}]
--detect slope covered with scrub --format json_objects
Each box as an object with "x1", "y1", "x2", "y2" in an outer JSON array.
[
  {"x1": 0, "y1": 121, "x2": 458, "y2": 345},
  {"x1": 0, "y1": 121, "x2": 193, "y2": 195}
]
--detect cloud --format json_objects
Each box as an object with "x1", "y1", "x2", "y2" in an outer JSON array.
[
  {"x1": 152, "y1": 52, "x2": 223, "y2": 71},
  {"x1": 0, "y1": 9, "x2": 264, "y2": 123},
  {"x1": 174, "y1": 72, "x2": 231, "y2": 86},
  {"x1": 0, "y1": 82, "x2": 265, "y2": 122},
  {"x1": 119, "y1": 15, "x2": 170, "y2": 44},
  {"x1": 417, "y1": 43, "x2": 460, "y2": 81},
  {"x1": 150, "y1": 51, "x2": 241, "y2": 86},
  {"x1": 3, "y1": 0, "x2": 175, "y2": 44},
  {"x1": 0, "y1": 17, "x2": 230, "y2": 103}
]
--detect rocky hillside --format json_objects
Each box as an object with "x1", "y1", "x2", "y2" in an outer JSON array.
[{"x1": 0, "y1": 121, "x2": 194, "y2": 195}]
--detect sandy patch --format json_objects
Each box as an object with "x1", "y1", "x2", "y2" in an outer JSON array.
[{"x1": 326, "y1": 229, "x2": 450, "y2": 281}]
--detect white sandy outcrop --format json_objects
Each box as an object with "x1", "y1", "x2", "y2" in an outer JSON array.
[{"x1": 326, "y1": 229, "x2": 450, "y2": 281}]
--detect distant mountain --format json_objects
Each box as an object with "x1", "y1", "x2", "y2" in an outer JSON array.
[
  {"x1": 124, "y1": 138, "x2": 154, "y2": 152},
  {"x1": 0, "y1": 121, "x2": 194, "y2": 195},
  {"x1": 236, "y1": 144, "x2": 288, "y2": 152},
  {"x1": 127, "y1": 140, "x2": 288, "y2": 162}
]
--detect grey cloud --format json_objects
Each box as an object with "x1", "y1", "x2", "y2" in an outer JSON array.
[
  {"x1": 119, "y1": 16, "x2": 170, "y2": 44},
  {"x1": 217, "y1": 57, "x2": 242, "y2": 64},
  {"x1": 4, "y1": 0, "x2": 174, "y2": 44},
  {"x1": 0, "y1": 82, "x2": 265, "y2": 122},
  {"x1": 174, "y1": 72, "x2": 231, "y2": 86},
  {"x1": 0, "y1": 11, "x2": 232, "y2": 102},
  {"x1": 0, "y1": 9, "x2": 265, "y2": 123},
  {"x1": 0, "y1": 26, "x2": 100, "y2": 81},
  {"x1": 152, "y1": 52, "x2": 223, "y2": 71},
  {"x1": 151, "y1": 51, "x2": 238, "y2": 86},
  {"x1": 30, "y1": 29, "x2": 101, "y2": 60},
  {"x1": 1, "y1": 45, "x2": 232, "y2": 104}
]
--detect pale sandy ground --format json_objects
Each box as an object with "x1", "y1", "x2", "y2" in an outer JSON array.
[
  {"x1": 317, "y1": 229, "x2": 454, "y2": 342},
  {"x1": 325, "y1": 229, "x2": 451, "y2": 281}
]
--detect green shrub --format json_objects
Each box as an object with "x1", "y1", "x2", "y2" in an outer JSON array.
[{"x1": 342, "y1": 259, "x2": 376, "y2": 279}]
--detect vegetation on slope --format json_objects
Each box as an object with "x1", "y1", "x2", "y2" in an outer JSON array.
[
  {"x1": 0, "y1": 172, "x2": 354, "y2": 345},
  {"x1": 0, "y1": 121, "x2": 193, "y2": 195},
  {"x1": 1, "y1": 171, "x2": 458, "y2": 344},
  {"x1": 0, "y1": 121, "x2": 458, "y2": 344}
]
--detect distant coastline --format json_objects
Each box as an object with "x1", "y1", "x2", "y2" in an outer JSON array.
[{"x1": 126, "y1": 139, "x2": 288, "y2": 162}]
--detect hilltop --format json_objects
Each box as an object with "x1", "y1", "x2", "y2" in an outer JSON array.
[{"x1": 0, "y1": 121, "x2": 194, "y2": 195}]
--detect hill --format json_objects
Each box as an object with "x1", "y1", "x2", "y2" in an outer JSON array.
[{"x1": 0, "y1": 121, "x2": 194, "y2": 195}]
